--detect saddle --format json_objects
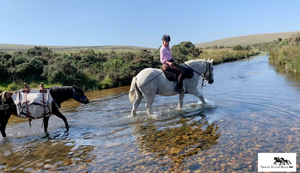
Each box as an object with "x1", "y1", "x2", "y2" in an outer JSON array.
[
  {"x1": 11, "y1": 84, "x2": 53, "y2": 122},
  {"x1": 162, "y1": 64, "x2": 194, "y2": 82}
]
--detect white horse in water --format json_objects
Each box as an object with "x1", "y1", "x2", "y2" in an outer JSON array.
[{"x1": 129, "y1": 59, "x2": 214, "y2": 116}]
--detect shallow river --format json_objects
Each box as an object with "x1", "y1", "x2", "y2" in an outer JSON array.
[{"x1": 1, "y1": 55, "x2": 300, "y2": 172}]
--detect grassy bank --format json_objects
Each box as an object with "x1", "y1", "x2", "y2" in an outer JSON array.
[
  {"x1": 269, "y1": 45, "x2": 300, "y2": 72},
  {"x1": 0, "y1": 42, "x2": 259, "y2": 93},
  {"x1": 199, "y1": 48, "x2": 259, "y2": 65},
  {"x1": 255, "y1": 34, "x2": 300, "y2": 72}
]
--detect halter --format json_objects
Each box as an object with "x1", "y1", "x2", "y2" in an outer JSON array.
[
  {"x1": 199, "y1": 61, "x2": 213, "y2": 88},
  {"x1": 203, "y1": 61, "x2": 213, "y2": 80},
  {"x1": 72, "y1": 89, "x2": 87, "y2": 101}
]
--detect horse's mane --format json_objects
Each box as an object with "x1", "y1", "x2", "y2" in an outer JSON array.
[
  {"x1": 50, "y1": 86, "x2": 73, "y2": 106},
  {"x1": 185, "y1": 59, "x2": 207, "y2": 64}
]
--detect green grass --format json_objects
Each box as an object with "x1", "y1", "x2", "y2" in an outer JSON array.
[
  {"x1": 199, "y1": 48, "x2": 260, "y2": 65},
  {"x1": 269, "y1": 45, "x2": 300, "y2": 72}
]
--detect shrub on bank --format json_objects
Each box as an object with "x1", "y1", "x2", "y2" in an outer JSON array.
[{"x1": 261, "y1": 34, "x2": 300, "y2": 72}]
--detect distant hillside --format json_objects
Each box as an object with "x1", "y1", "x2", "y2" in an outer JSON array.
[
  {"x1": 2, "y1": 30, "x2": 300, "y2": 51},
  {"x1": 195, "y1": 30, "x2": 300, "y2": 48},
  {"x1": 0, "y1": 44, "x2": 154, "y2": 52}
]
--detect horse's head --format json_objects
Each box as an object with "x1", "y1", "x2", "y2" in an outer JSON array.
[
  {"x1": 0, "y1": 92, "x2": 14, "y2": 105},
  {"x1": 204, "y1": 59, "x2": 214, "y2": 84},
  {"x1": 72, "y1": 86, "x2": 89, "y2": 104}
]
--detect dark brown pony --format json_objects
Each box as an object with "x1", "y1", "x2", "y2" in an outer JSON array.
[{"x1": 0, "y1": 86, "x2": 89, "y2": 138}]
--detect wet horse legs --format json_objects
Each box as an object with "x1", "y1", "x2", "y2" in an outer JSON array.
[
  {"x1": 43, "y1": 109, "x2": 69, "y2": 134},
  {"x1": 0, "y1": 113, "x2": 11, "y2": 137}
]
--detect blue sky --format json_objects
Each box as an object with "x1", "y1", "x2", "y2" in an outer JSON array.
[{"x1": 1, "y1": 0, "x2": 300, "y2": 48}]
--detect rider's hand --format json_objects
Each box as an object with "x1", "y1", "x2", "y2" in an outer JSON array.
[{"x1": 168, "y1": 61, "x2": 174, "y2": 67}]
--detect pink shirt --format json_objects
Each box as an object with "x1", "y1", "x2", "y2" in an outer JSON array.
[{"x1": 160, "y1": 45, "x2": 173, "y2": 64}]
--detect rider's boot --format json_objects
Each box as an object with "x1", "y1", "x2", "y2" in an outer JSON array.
[{"x1": 175, "y1": 83, "x2": 184, "y2": 93}]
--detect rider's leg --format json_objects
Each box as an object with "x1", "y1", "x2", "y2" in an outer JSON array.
[{"x1": 167, "y1": 65, "x2": 186, "y2": 92}]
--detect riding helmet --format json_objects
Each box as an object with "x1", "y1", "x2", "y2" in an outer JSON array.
[{"x1": 162, "y1": 35, "x2": 171, "y2": 41}]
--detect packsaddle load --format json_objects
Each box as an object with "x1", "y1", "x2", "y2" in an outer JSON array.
[{"x1": 11, "y1": 83, "x2": 54, "y2": 125}]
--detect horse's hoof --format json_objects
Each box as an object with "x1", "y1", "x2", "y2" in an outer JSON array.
[
  {"x1": 41, "y1": 132, "x2": 50, "y2": 139},
  {"x1": 62, "y1": 131, "x2": 69, "y2": 138}
]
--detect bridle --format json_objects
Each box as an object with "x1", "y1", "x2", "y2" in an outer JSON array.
[
  {"x1": 181, "y1": 60, "x2": 213, "y2": 88},
  {"x1": 72, "y1": 89, "x2": 87, "y2": 102},
  {"x1": 203, "y1": 61, "x2": 213, "y2": 81}
]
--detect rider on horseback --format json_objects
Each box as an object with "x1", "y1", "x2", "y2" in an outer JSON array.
[{"x1": 160, "y1": 34, "x2": 186, "y2": 93}]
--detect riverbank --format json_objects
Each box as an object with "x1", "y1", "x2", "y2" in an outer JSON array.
[
  {"x1": 269, "y1": 45, "x2": 300, "y2": 72},
  {"x1": 0, "y1": 44, "x2": 260, "y2": 93},
  {"x1": 253, "y1": 34, "x2": 300, "y2": 72}
]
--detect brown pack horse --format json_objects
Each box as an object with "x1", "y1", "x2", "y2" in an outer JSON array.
[{"x1": 0, "y1": 86, "x2": 89, "y2": 138}]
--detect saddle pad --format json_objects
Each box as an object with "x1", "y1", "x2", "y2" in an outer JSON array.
[
  {"x1": 162, "y1": 66, "x2": 194, "y2": 82},
  {"x1": 163, "y1": 70, "x2": 178, "y2": 81},
  {"x1": 12, "y1": 89, "x2": 53, "y2": 119}
]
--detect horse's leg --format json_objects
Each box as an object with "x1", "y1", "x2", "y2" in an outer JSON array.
[
  {"x1": 0, "y1": 113, "x2": 10, "y2": 138},
  {"x1": 131, "y1": 90, "x2": 143, "y2": 116},
  {"x1": 189, "y1": 89, "x2": 207, "y2": 106},
  {"x1": 52, "y1": 108, "x2": 69, "y2": 131},
  {"x1": 146, "y1": 98, "x2": 154, "y2": 116},
  {"x1": 178, "y1": 92, "x2": 185, "y2": 109},
  {"x1": 43, "y1": 116, "x2": 50, "y2": 136},
  {"x1": 145, "y1": 90, "x2": 156, "y2": 116}
]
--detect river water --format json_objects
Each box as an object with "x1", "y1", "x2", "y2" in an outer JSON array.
[{"x1": 1, "y1": 55, "x2": 300, "y2": 172}]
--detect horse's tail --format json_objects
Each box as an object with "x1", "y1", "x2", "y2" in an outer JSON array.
[{"x1": 129, "y1": 77, "x2": 137, "y2": 103}]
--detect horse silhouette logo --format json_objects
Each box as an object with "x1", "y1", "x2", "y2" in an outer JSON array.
[{"x1": 274, "y1": 156, "x2": 292, "y2": 166}]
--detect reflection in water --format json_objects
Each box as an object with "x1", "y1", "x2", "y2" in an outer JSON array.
[
  {"x1": 271, "y1": 61, "x2": 300, "y2": 88},
  {"x1": 0, "y1": 138, "x2": 95, "y2": 172},
  {"x1": 134, "y1": 116, "x2": 220, "y2": 171}
]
